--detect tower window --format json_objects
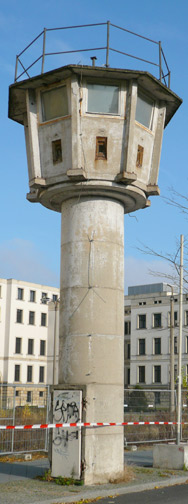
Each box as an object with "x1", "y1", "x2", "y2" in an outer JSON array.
[
  {"x1": 41, "y1": 85, "x2": 68, "y2": 122},
  {"x1": 87, "y1": 84, "x2": 119, "y2": 114},
  {"x1": 136, "y1": 94, "x2": 154, "y2": 129},
  {"x1": 136, "y1": 145, "x2": 144, "y2": 168},
  {"x1": 96, "y1": 137, "x2": 107, "y2": 160},
  {"x1": 52, "y1": 139, "x2": 62, "y2": 164}
]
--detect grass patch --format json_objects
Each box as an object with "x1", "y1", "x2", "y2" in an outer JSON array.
[{"x1": 37, "y1": 469, "x2": 84, "y2": 486}]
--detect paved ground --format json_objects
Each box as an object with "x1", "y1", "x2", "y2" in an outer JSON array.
[{"x1": 0, "y1": 452, "x2": 188, "y2": 504}]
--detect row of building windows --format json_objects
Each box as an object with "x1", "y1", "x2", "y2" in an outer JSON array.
[
  {"x1": 16, "y1": 310, "x2": 47, "y2": 326},
  {"x1": 17, "y1": 288, "x2": 58, "y2": 304},
  {"x1": 137, "y1": 364, "x2": 187, "y2": 385},
  {"x1": 14, "y1": 364, "x2": 45, "y2": 383},
  {"x1": 125, "y1": 311, "x2": 183, "y2": 333},
  {"x1": 137, "y1": 337, "x2": 178, "y2": 356},
  {"x1": 15, "y1": 337, "x2": 46, "y2": 356}
]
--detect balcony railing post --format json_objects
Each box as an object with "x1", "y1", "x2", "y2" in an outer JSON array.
[
  {"x1": 106, "y1": 20, "x2": 110, "y2": 67},
  {"x1": 14, "y1": 55, "x2": 18, "y2": 82},
  {"x1": 41, "y1": 28, "x2": 46, "y2": 74},
  {"x1": 159, "y1": 40, "x2": 162, "y2": 82}
]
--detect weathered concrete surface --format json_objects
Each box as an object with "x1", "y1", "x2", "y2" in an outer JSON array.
[
  {"x1": 59, "y1": 197, "x2": 124, "y2": 483},
  {"x1": 153, "y1": 443, "x2": 188, "y2": 469}
]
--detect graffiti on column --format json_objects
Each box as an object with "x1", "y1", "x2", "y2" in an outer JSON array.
[{"x1": 53, "y1": 391, "x2": 81, "y2": 457}]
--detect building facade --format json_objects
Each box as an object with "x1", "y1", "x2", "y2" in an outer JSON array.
[
  {"x1": 0, "y1": 278, "x2": 59, "y2": 395},
  {"x1": 124, "y1": 283, "x2": 188, "y2": 389}
]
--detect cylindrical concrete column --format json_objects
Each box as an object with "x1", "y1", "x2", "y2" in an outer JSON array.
[{"x1": 59, "y1": 196, "x2": 124, "y2": 484}]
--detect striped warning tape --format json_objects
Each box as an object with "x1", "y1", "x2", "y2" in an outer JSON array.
[{"x1": 0, "y1": 421, "x2": 187, "y2": 430}]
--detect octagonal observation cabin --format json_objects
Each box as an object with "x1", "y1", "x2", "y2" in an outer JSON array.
[{"x1": 8, "y1": 23, "x2": 182, "y2": 214}]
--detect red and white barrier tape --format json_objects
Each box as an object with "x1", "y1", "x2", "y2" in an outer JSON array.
[{"x1": 0, "y1": 421, "x2": 187, "y2": 430}]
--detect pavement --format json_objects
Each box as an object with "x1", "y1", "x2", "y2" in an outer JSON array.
[{"x1": 0, "y1": 452, "x2": 188, "y2": 504}]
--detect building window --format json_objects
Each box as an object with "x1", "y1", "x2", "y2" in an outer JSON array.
[
  {"x1": 138, "y1": 366, "x2": 145, "y2": 383},
  {"x1": 27, "y1": 366, "x2": 33, "y2": 383},
  {"x1": 17, "y1": 288, "x2": 23, "y2": 300},
  {"x1": 139, "y1": 339, "x2": 145, "y2": 356},
  {"x1": 15, "y1": 390, "x2": 19, "y2": 397},
  {"x1": 30, "y1": 290, "x2": 36, "y2": 302},
  {"x1": 40, "y1": 340, "x2": 46, "y2": 356},
  {"x1": 174, "y1": 336, "x2": 178, "y2": 355},
  {"x1": 169, "y1": 311, "x2": 178, "y2": 326},
  {"x1": 185, "y1": 311, "x2": 188, "y2": 326},
  {"x1": 39, "y1": 366, "x2": 45, "y2": 383},
  {"x1": 153, "y1": 313, "x2": 162, "y2": 328},
  {"x1": 41, "y1": 85, "x2": 68, "y2": 122},
  {"x1": 155, "y1": 391, "x2": 160, "y2": 405},
  {"x1": 154, "y1": 338, "x2": 161, "y2": 355},
  {"x1": 154, "y1": 365, "x2": 161, "y2": 383},
  {"x1": 39, "y1": 391, "x2": 44, "y2": 398},
  {"x1": 127, "y1": 368, "x2": 130, "y2": 385},
  {"x1": 29, "y1": 311, "x2": 35, "y2": 325},
  {"x1": 28, "y1": 339, "x2": 34, "y2": 355},
  {"x1": 174, "y1": 364, "x2": 178, "y2": 381},
  {"x1": 41, "y1": 292, "x2": 48, "y2": 304},
  {"x1": 15, "y1": 337, "x2": 22, "y2": 354},
  {"x1": 127, "y1": 343, "x2": 130, "y2": 360},
  {"x1": 27, "y1": 391, "x2": 32, "y2": 403},
  {"x1": 41, "y1": 313, "x2": 47, "y2": 327},
  {"x1": 138, "y1": 314, "x2": 146, "y2": 329},
  {"x1": 52, "y1": 294, "x2": 58, "y2": 302},
  {"x1": 14, "y1": 365, "x2": 20, "y2": 382},
  {"x1": 135, "y1": 93, "x2": 154, "y2": 129},
  {"x1": 125, "y1": 321, "x2": 131, "y2": 335},
  {"x1": 16, "y1": 309, "x2": 23, "y2": 323},
  {"x1": 87, "y1": 83, "x2": 119, "y2": 114},
  {"x1": 186, "y1": 336, "x2": 188, "y2": 354}
]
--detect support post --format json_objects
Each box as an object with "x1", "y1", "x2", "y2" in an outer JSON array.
[
  {"x1": 41, "y1": 28, "x2": 46, "y2": 74},
  {"x1": 159, "y1": 41, "x2": 162, "y2": 82},
  {"x1": 177, "y1": 234, "x2": 184, "y2": 444},
  {"x1": 106, "y1": 21, "x2": 110, "y2": 67}
]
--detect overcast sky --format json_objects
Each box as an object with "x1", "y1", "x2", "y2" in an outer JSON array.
[{"x1": 0, "y1": 0, "x2": 187, "y2": 292}]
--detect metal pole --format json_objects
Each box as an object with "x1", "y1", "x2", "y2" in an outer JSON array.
[
  {"x1": 177, "y1": 234, "x2": 184, "y2": 444},
  {"x1": 41, "y1": 28, "x2": 46, "y2": 74},
  {"x1": 53, "y1": 302, "x2": 58, "y2": 385},
  {"x1": 106, "y1": 20, "x2": 110, "y2": 67},
  {"x1": 167, "y1": 285, "x2": 175, "y2": 413},
  {"x1": 159, "y1": 41, "x2": 162, "y2": 82},
  {"x1": 168, "y1": 71, "x2": 171, "y2": 89},
  {"x1": 14, "y1": 56, "x2": 18, "y2": 82}
]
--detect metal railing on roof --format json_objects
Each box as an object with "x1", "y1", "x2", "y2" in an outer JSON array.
[{"x1": 14, "y1": 21, "x2": 171, "y2": 88}]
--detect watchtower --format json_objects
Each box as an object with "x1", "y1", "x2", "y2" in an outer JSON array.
[{"x1": 8, "y1": 24, "x2": 182, "y2": 484}]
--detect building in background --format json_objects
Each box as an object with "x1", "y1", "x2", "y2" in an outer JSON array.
[
  {"x1": 124, "y1": 283, "x2": 188, "y2": 389},
  {"x1": 0, "y1": 278, "x2": 59, "y2": 404}
]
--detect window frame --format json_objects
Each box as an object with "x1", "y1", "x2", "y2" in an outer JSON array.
[
  {"x1": 138, "y1": 314, "x2": 146, "y2": 330},
  {"x1": 154, "y1": 365, "x2": 161, "y2": 384},
  {"x1": 154, "y1": 337, "x2": 161, "y2": 355},
  {"x1": 41, "y1": 312, "x2": 47, "y2": 327},
  {"x1": 40, "y1": 339, "x2": 46, "y2": 356},
  {"x1": 27, "y1": 365, "x2": 33, "y2": 383},
  {"x1": 138, "y1": 338, "x2": 145, "y2": 356},
  {"x1": 138, "y1": 365, "x2": 145, "y2": 384},
  {"x1": 39, "y1": 366, "x2": 45, "y2": 383},
  {"x1": 28, "y1": 338, "x2": 34, "y2": 355},
  {"x1": 135, "y1": 92, "x2": 154, "y2": 131},
  {"x1": 14, "y1": 364, "x2": 20, "y2": 382},
  {"x1": 86, "y1": 81, "x2": 121, "y2": 116},
  {"x1": 15, "y1": 337, "x2": 22, "y2": 354},
  {"x1": 29, "y1": 311, "x2": 35, "y2": 325},
  {"x1": 40, "y1": 84, "x2": 69, "y2": 123},
  {"x1": 16, "y1": 309, "x2": 23, "y2": 324},
  {"x1": 153, "y1": 313, "x2": 162, "y2": 329}
]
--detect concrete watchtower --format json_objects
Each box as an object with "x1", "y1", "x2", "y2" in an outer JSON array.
[{"x1": 9, "y1": 28, "x2": 182, "y2": 484}]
